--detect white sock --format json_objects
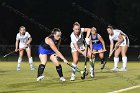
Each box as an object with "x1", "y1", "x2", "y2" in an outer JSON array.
[
  {"x1": 122, "y1": 56, "x2": 127, "y2": 69},
  {"x1": 114, "y1": 57, "x2": 119, "y2": 68},
  {"x1": 17, "y1": 57, "x2": 22, "y2": 68},
  {"x1": 71, "y1": 63, "x2": 77, "y2": 76},
  {"x1": 89, "y1": 65, "x2": 93, "y2": 72},
  {"x1": 29, "y1": 57, "x2": 34, "y2": 68},
  {"x1": 89, "y1": 59, "x2": 93, "y2": 72},
  {"x1": 89, "y1": 58, "x2": 95, "y2": 72}
]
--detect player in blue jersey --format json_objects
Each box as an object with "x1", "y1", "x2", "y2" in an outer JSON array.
[
  {"x1": 90, "y1": 27, "x2": 106, "y2": 72},
  {"x1": 37, "y1": 28, "x2": 68, "y2": 82}
]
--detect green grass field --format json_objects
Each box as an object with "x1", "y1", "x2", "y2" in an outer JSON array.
[{"x1": 0, "y1": 61, "x2": 140, "y2": 93}]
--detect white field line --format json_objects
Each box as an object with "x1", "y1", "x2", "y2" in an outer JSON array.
[{"x1": 108, "y1": 85, "x2": 140, "y2": 93}]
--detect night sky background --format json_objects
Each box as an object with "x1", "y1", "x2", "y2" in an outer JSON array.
[{"x1": 0, "y1": 0, "x2": 140, "y2": 45}]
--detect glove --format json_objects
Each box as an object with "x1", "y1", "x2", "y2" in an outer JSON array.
[
  {"x1": 15, "y1": 49, "x2": 18, "y2": 52},
  {"x1": 18, "y1": 48, "x2": 24, "y2": 52},
  {"x1": 114, "y1": 43, "x2": 120, "y2": 50},
  {"x1": 85, "y1": 38, "x2": 90, "y2": 45},
  {"x1": 109, "y1": 53, "x2": 111, "y2": 58},
  {"x1": 82, "y1": 51, "x2": 87, "y2": 57}
]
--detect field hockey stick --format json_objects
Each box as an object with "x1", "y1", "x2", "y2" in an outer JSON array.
[
  {"x1": 55, "y1": 54, "x2": 85, "y2": 76},
  {"x1": 66, "y1": 63, "x2": 85, "y2": 75},
  {"x1": 81, "y1": 43, "x2": 89, "y2": 79},
  {"x1": 3, "y1": 47, "x2": 27, "y2": 58},
  {"x1": 100, "y1": 51, "x2": 108, "y2": 71},
  {"x1": 93, "y1": 50, "x2": 106, "y2": 54},
  {"x1": 108, "y1": 43, "x2": 120, "y2": 58},
  {"x1": 101, "y1": 48, "x2": 115, "y2": 70},
  {"x1": 108, "y1": 48, "x2": 115, "y2": 58},
  {"x1": 138, "y1": 54, "x2": 140, "y2": 59},
  {"x1": 3, "y1": 51, "x2": 17, "y2": 58}
]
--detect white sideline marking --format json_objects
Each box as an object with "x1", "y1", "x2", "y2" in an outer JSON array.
[{"x1": 108, "y1": 85, "x2": 140, "y2": 93}]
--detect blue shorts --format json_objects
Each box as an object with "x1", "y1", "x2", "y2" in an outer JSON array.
[
  {"x1": 38, "y1": 45, "x2": 55, "y2": 55},
  {"x1": 92, "y1": 43, "x2": 103, "y2": 51}
]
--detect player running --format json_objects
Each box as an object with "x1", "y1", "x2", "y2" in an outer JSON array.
[
  {"x1": 37, "y1": 28, "x2": 68, "y2": 81},
  {"x1": 107, "y1": 25, "x2": 129, "y2": 71},
  {"x1": 15, "y1": 26, "x2": 34, "y2": 71},
  {"x1": 70, "y1": 22, "x2": 94, "y2": 81},
  {"x1": 90, "y1": 27, "x2": 106, "y2": 70}
]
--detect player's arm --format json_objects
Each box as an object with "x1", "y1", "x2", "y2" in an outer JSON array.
[
  {"x1": 82, "y1": 28, "x2": 92, "y2": 45},
  {"x1": 90, "y1": 37, "x2": 96, "y2": 54},
  {"x1": 26, "y1": 37, "x2": 32, "y2": 46},
  {"x1": 47, "y1": 38, "x2": 68, "y2": 63},
  {"x1": 73, "y1": 43, "x2": 84, "y2": 54},
  {"x1": 109, "y1": 40, "x2": 114, "y2": 55},
  {"x1": 57, "y1": 39, "x2": 61, "y2": 50},
  {"x1": 83, "y1": 28, "x2": 92, "y2": 38},
  {"x1": 115, "y1": 34, "x2": 124, "y2": 47},
  {"x1": 98, "y1": 34, "x2": 106, "y2": 50},
  {"x1": 89, "y1": 36, "x2": 92, "y2": 50},
  {"x1": 15, "y1": 39, "x2": 19, "y2": 51}
]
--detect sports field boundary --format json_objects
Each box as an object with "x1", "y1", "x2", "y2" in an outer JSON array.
[{"x1": 108, "y1": 85, "x2": 140, "y2": 93}]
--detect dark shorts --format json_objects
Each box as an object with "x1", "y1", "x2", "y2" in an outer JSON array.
[
  {"x1": 92, "y1": 43, "x2": 103, "y2": 51},
  {"x1": 38, "y1": 45, "x2": 55, "y2": 55}
]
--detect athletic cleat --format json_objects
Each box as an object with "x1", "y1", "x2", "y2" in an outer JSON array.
[
  {"x1": 90, "y1": 70, "x2": 94, "y2": 78},
  {"x1": 37, "y1": 76, "x2": 44, "y2": 81},
  {"x1": 70, "y1": 75, "x2": 75, "y2": 81},
  {"x1": 31, "y1": 67, "x2": 35, "y2": 70},
  {"x1": 60, "y1": 77, "x2": 66, "y2": 81},
  {"x1": 17, "y1": 67, "x2": 20, "y2": 71},
  {"x1": 118, "y1": 68, "x2": 127, "y2": 71},
  {"x1": 81, "y1": 75, "x2": 85, "y2": 79},
  {"x1": 110, "y1": 67, "x2": 118, "y2": 71},
  {"x1": 100, "y1": 64, "x2": 104, "y2": 69},
  {"x1": 90, "y1": 73, "x2": 94, "y2": 78},
  {"x1": 100, "y1": 61, "x2": 106, "y2": 70}
]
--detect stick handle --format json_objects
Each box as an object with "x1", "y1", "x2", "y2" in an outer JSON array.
[
  {"x1": 109, "y1": 48, "x2": 115, "y2": 58},
  {"x1": 3, "y1": 47, "x2": 27, "y2": 58}
]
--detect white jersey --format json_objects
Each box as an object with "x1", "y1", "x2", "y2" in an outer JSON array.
[
  {"x1": 109, "y1": 29, "x2": 129, "y2": 46},
  {"x1": 70, "y1": 28, "x2": 85, "y2": 52},
  {"x1": 109, "y1": 29, "x2": 126, "y2": 41},
  {"x1": 16, "y1": 32, "x2": 31, "y2": 48}
]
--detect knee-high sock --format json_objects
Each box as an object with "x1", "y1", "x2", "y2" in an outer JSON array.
[
  {"x1": 56, "y1": 65, "x2": 63, "y2": 77},
  {"x1": 101, "y1": 58, "x2": 105, "y2": 64},
  {"x1": 71, "y1": 63, "x2": 77, "y2": 76},
  {"x1": 37, "y1": 64, "x2": 45, "y2": 77},
  {"x1": 89, "y1": 58, "x2": 95, "y2": 72},
  {"x1": 114, "y1": 57, "x2": 119, "y2": 68},
  {"x1": 29, "y1": 57, "x2": 34, "y2": 68},
  {"x1": 17, "y1": 57, "x2": 22, "y2": 68},
  {"x1": 122, "y1": 56, "x2": 127, "y2": 69}
]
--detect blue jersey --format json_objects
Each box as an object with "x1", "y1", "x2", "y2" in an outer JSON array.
[
  {"x1": 91, "y1": 34, "x2": 103, "y2": 51},
  {"x1": 38, "y1": 35, "x2": 59, "y2": 55},
  {"x1": 91, "y1": 34, "x2": 101, "y2": 44}
]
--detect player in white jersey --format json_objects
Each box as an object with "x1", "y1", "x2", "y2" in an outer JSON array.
[
  {"x1": 107, "y1": 25, "x2": 129, "y2": 71},
  {"x1": 15, "y1": 26, "x2": 34, "y2": 71},
  {"x1": 70, "y1": 22, "x2": 94, "y2": 80}
]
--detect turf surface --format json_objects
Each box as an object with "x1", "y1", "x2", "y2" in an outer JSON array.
[{"x1": 0, "y1": 61, "x2": 140, "y2": 93}]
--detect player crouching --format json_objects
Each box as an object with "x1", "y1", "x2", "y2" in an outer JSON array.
[{"x1": 37, "y1": 28, "x2": 68, "y2": 81}]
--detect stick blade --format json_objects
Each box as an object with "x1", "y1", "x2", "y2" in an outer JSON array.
[{"x1": 3, "y1": 55, "x2": 7, "y2": 58}]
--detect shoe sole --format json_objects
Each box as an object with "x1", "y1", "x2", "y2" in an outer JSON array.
[{"x1": 37, "y1": 76, "x2": 44, "y2": 81}]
